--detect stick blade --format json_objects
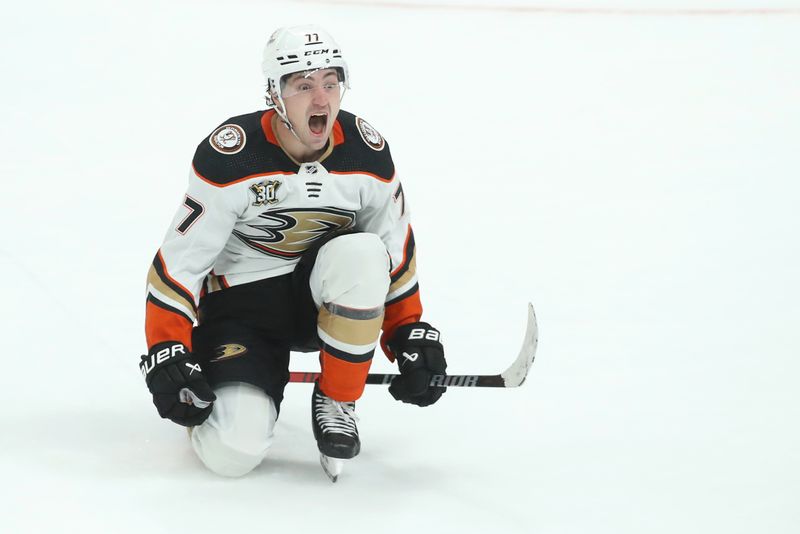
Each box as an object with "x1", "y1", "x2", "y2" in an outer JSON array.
[{"x1": 499, "y1": 303, "x2": 539, "y2": 387}]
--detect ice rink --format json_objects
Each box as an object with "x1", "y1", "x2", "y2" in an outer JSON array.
[{"x1": 1, "y1": 0, "x2": 798, "y2": 532}]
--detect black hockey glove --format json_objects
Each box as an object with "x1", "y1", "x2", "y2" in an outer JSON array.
[
  {"x1": 139, "y1": 342, "x2": 216, "y2": 427},
  {"x1": 387, "y1": 322, "x2": 447, "y2": 407}
]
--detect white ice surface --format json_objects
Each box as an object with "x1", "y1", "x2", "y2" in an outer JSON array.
[{"x1": 1, "y1": 1, "x2": 798, "y2": 533}]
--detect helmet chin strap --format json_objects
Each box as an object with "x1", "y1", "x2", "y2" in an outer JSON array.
[
  {"x1": 267, "y1": 88, "x2": 303, "y2": 143},
  {"x1": 276, "y1": 100, "x2": 304, "y2": 143}
]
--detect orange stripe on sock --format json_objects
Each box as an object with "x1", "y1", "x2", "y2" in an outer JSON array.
[{"x1": 319, "y1": 350, "x2": 373, "y2": 402}]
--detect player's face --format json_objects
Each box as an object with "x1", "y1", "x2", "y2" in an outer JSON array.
[{"x1": 281, "y1": 69, "x2": 342, "y2": 151}]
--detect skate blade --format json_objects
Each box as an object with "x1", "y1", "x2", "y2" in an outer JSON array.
[{"x1": 319, "y1": 454, "x2": 344, "y2": 483}]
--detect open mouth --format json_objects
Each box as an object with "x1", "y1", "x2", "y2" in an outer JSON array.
[{"x1": 308, "y1": 113, "x2": 328, "y2": 136}]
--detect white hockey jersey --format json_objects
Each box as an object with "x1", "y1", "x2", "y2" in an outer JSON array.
[{"x1": 145, "y1": 109, "x2": 422, "y2": 357}]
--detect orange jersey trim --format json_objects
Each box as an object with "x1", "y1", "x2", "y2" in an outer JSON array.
[
  {"x1": 262, "y1": 110, "x2": 279, "y2": 145},
  {"x1": 380, "y1": 288, "x2": 423, "y2": 360},
  {"x1": 191, "y1": 164, "x2": 294, "y2": 188},
  {"x1": 332, "y1": 119, "x2": 345, "y2": 146},
  {"x1": 145, "y1": 300, "x2": 194, "y2": 351}
]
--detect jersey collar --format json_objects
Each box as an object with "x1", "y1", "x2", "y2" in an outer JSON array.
[{"x1": 261, "y1": 109, "x2": 344, "y2": 164}]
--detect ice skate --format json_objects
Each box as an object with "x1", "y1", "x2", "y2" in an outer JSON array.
[
  {"x1": 319, "y1": 453, "x2": 344, "y2": 483},
  {"x1": 312, "y1": 381, "x2": 360, "y2": 480}
]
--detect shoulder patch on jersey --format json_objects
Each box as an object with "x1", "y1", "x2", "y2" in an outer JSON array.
[
  {"x1": 323, "y1": 110, "x2": 395, "y2": 180},
  {"x1": 193, "y1": 111, "x2": 298, "y2": 186},
  {"x1": 356, "y1": 117, "x2": 385, "y2": 151},
  {"x1": 209, "y1": 124, "x2": 246, "y2": 155}
]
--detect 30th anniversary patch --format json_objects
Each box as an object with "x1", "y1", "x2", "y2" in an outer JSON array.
[
  {"x1": 209, "y1": 124, "x2": 246, "y2": 155},
  {"x1": 356, "y1": 117, "x2": 385, "y2": 151}
]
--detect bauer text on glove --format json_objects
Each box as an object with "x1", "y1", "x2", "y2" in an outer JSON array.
[{"x1": 387, "y1": 322, "x2": 447, "y2": 407}]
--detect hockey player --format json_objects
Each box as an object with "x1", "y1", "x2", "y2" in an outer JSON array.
[{"x1": 139, "y1": 25, "x2": 447, "y2": 478}]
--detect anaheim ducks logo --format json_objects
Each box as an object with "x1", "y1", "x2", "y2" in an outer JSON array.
[
  {"x1": 356, "y1": 117, "x2": 385, "y2": 151},
  {"x1": 232, "y1": 207, "x2": 356, "y2": 259},
  {"x1": 209, "y1": 124, "x2": 246, "y2": 155},
  {"x1": 210, "y1": 344, "x2": 248, "y2": 362}
]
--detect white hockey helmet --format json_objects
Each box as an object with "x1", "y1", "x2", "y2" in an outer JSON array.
[{"x1": 262, "y1": 25, "x2": 350, "y2": 125}]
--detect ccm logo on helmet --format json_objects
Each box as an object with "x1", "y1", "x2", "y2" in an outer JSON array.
[{"x1": 305, "y1": 49, "x2": 330, "y2": 56}]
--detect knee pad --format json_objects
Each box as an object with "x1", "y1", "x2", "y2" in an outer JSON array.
[
  {"x1": 191, "y1": 382, "x2": 277, "y2": 477},
  {"x1": 310, "y1": 233, "x2": 390, "y2": 309}
]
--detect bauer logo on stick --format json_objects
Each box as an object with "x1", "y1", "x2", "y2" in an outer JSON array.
[
  {"x1": 356, "y1": 117, "x2": 385, "y2": 151},
  {"x1": 209, "y1": 124, "x2": 246, "y2": 155}
]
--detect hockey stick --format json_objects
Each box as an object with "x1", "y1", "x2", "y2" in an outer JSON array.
[{"x1": 289, "y1": 303, "x2": 538, "y2": 388}]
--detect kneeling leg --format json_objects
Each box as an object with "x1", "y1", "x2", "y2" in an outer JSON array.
[{"x1": 190, "y1": 382, "x2": 277, "y2": 477}]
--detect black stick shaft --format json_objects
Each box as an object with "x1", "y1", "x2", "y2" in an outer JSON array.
[{"x1": 289, "y1": 372, "x2": 507, "y2": 388}]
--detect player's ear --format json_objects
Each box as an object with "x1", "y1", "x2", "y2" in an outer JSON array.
[{"x1": 265, "y1": 82, "x2": 282, "y2": 113}]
